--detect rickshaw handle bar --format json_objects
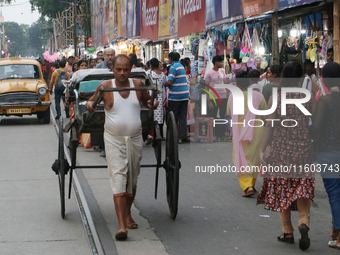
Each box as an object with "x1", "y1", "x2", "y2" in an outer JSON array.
[{"x1": 92, "y1": 86, "x2": 155, "y2": 108}]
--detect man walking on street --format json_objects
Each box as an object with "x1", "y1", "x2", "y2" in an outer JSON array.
[
  {"x1": 165, "y1": 52, "x2": 190, "y2": 143},
  {"x1": 86, "y1": 54, "x2": 158, "y2": 240},
  {"x1": 97, "y1": 51, "x2": 104, "y2": 58},
  {"x1": 96, "y1": 48, "x2": 115, "y2": 71},
  {"x1": 49, "y1": 59, "x2": 70, "y2": 119}
]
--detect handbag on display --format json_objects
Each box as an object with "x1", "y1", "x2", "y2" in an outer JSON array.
[
  {"x1": 198, "y1": 39, "x2": 208, "y2": 57},
  {"x1": 231, "y1": 63, "x2": 247, "y2": 73},
  {"x1": 215, "y1": 41, "x2": 231, "y2": 56}
]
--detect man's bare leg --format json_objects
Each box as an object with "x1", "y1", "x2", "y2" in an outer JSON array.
[
  {"x1": 126, "y1": 187, "x2": 138, "y2": 229},
  {"x1": 113, "y1": 195, "x2": 128, "y2": 240}
]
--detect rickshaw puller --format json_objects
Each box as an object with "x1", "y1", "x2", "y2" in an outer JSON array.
[{"x1": 86, "y1": 55, "x2": 158, "y2": 240}]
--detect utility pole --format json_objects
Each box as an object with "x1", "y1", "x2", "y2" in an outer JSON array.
[{"x1": 74, "y1": 1, "x2": 77, "y2": 57}]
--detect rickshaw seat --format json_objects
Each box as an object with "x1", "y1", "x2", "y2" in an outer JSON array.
[{"x1": 78, "y1": 80, "x2": 102, "y2": 100}]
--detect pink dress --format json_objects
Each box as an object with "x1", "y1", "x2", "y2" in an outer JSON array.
[{"x1": 186, "y1": 75, "x2": 195, "y2": 125}]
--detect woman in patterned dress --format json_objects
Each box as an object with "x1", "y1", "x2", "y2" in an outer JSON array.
[
  {"x1": 147, "y1": 58, "x2": 167, "y2": 138},
  {"x1": 257, "y1": 62, "x2": 315, "y2": 251}
]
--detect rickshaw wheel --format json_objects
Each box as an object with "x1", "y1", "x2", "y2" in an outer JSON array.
[
  {"x1": 58, "y1": 117, "x2": 66, "y2": 219},
  {"x1": 165, "y1": 111, "x2": 179, "y2": 219}
]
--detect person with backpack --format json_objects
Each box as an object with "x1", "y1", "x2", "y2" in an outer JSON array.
[{"x1": 49, "y1": 59, "x2": 70, "y2": 120}]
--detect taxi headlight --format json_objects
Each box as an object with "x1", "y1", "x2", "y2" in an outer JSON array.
[{"x1": 38, "y1": 87, "x2": 47, "y2": 96}]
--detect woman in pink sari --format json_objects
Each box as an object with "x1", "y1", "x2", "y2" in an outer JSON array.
[{"x1": 227, "y1": 71, "x2": 268, "y2": 197}]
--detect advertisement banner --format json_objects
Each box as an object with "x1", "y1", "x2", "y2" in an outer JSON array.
[
  {"x1": 90, "y1": 0, "x2": 97, "y2": 46},
  {"x1": 141, "y1": 0, "x2": 159, "y2": 41},
  {"x1": 127, "y1": 0, "x2": 141, "y2": 38},
  {"x1": 127, "y1": 0, "x2": 134, "y2": 38},
  {"x1": 278, "y1": 0, "x2": 318, "y2": 9},
  {"x1": 121, "y1": 0, "x2": 127, "y2": 37},
  {"x1": 109, "y1": 0, "x2": 114, "y2": 40},
  {"x1": 134, "y1": 0, "x2": 141, "y2": 37},
  {"x1": 242, "y1": 0, "x2": 277, "y2": 18},
  {"x1": 102, "y1": 0, "x2": 110, "y2": 46},
  {"x1": 97, "y1": 0, "x2": 104, "y2": 46},
  {"x1": 177, "y1": 0, "x2": 206, "y2": 38},
  {"x1": 159, "y1": 0, "x2": 170, "y2": 37},
  {"x1": 115, "y1": 0, "x2": 122, "y2": 38},
  {"x1": 205, "y1": 0, "x2": 243, "y2": 28},
  {"x1": 169, "y1": 0, "x2": 178, "y2": 36}
]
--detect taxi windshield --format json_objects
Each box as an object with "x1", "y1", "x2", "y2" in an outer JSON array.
[{"x1": 0, "y1": 64, "x2": 41, "y2": 80}]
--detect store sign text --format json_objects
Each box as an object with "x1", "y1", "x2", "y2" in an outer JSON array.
[
  {"x1": 178, "y1": 0, "x2": 202, "y2": 16},
  {"x1": 145, "y1": 6, "x2": 158, "y2": 26}
]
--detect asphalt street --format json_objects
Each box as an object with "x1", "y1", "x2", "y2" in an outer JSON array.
[
  {"x1": 137, "y1": 140, "x2": 339, "y2": 255},
  {"x1": 1, "y1": 112, "x2": 339, "y2": 255},
  {"x1": 0, "y1": 115, "x2": 91, "y2": 255}
]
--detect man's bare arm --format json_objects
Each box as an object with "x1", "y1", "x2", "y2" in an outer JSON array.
[
  {"x1": 165, "y1": 80, "x2": 173, "y2": 87},
  {"x1": 134, "y1": 79, "x2": 159, "y2": 109},
  {"x1": 86, "y1": 80, "x2": 110, "y2": 112}
]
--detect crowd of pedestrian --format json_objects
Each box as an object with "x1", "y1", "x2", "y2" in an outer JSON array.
[
  {"x1": 43, "y1": 48, "x2": 340, "y2": 249},
  {"x1": 226, "y1": 49, "x2": 340, "y2": 252}
]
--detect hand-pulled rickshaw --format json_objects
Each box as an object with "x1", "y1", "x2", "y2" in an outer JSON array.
[{"x1": 52, "y1": 69, "x2": 180, "y2": 219}]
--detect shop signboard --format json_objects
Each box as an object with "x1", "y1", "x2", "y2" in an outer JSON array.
[
  {"x1": 177, "y1": 0, "x2": 206, "y2": 38},
  {"x1": 241, "y1": 0, "x2": 277, "y2": 18},
  {"x1": 127, "y1": 0, "x2": 141, "y2": 38},
  {"x1": 159, "y1": 0, "x2": 170, "y2": 37},
  {"x1": 278, "y1": 0, "x2": 318, "y2": 9},
  {"x1": 121, "y1": 0, "x2": 127, "y2": 37},
  {"x1": 205, "y1": 0, "x2": 243, "y2": 28},
  {"x1": 141, "y1": 0, "x2": 159, "y2": 41},
  {"x1": 103, "y1": 0, "x2": 110, "y2": 46},
  {"x1": 169, "y1": 0, "x2": 178, "y2": 36}
]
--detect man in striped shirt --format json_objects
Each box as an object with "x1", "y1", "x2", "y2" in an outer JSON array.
[{"x1": 165, "y1": 52, "x2": 189, "y2": 143}]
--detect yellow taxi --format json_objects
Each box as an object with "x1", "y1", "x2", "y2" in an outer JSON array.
[{"x1": 0, "y1": 57, "x2": 51, "y2": 123}]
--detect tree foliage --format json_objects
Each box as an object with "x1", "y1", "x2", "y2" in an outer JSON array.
[
  {"x1": 4, "y1": 22, "x2": 25, "y2": 56},
  {"x1": 29, "y1": 0, "x2": 73, "y2": 19},
  {"x1": 4, "y1": 21, "x2": 51, "y2": 57}
]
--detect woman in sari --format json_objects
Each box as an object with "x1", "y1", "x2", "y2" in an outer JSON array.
[{"x1": 227, "y1": 71, "x2": 267, "y2": 197}]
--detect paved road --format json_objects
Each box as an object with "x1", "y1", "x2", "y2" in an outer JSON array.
[
  {"x1": 137, "y1": 141, "x2": 339, "y2": 255},
  {"x1": 1, "y1": 112, "x2": 338, "y2": 255},
  {"x1": 0, "y1": 115, "x2": 91, "y2": 255}
]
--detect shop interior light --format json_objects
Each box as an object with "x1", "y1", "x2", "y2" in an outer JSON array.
[
  {"x1": 278, "y1": 30, "x2": 283, "y2": 38},
  {"x1": 259, "y1": 46, "x2": 265, "y2": 55},
  {"x1": 301, "y1": 30, "x2": 306, "y2": 34},
  {"x1": 119, "y1": 44, "x2": 127, "y2": 50},
  {"x1": 290, "y1": 29, "x2": 298, "y2": 37}
]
